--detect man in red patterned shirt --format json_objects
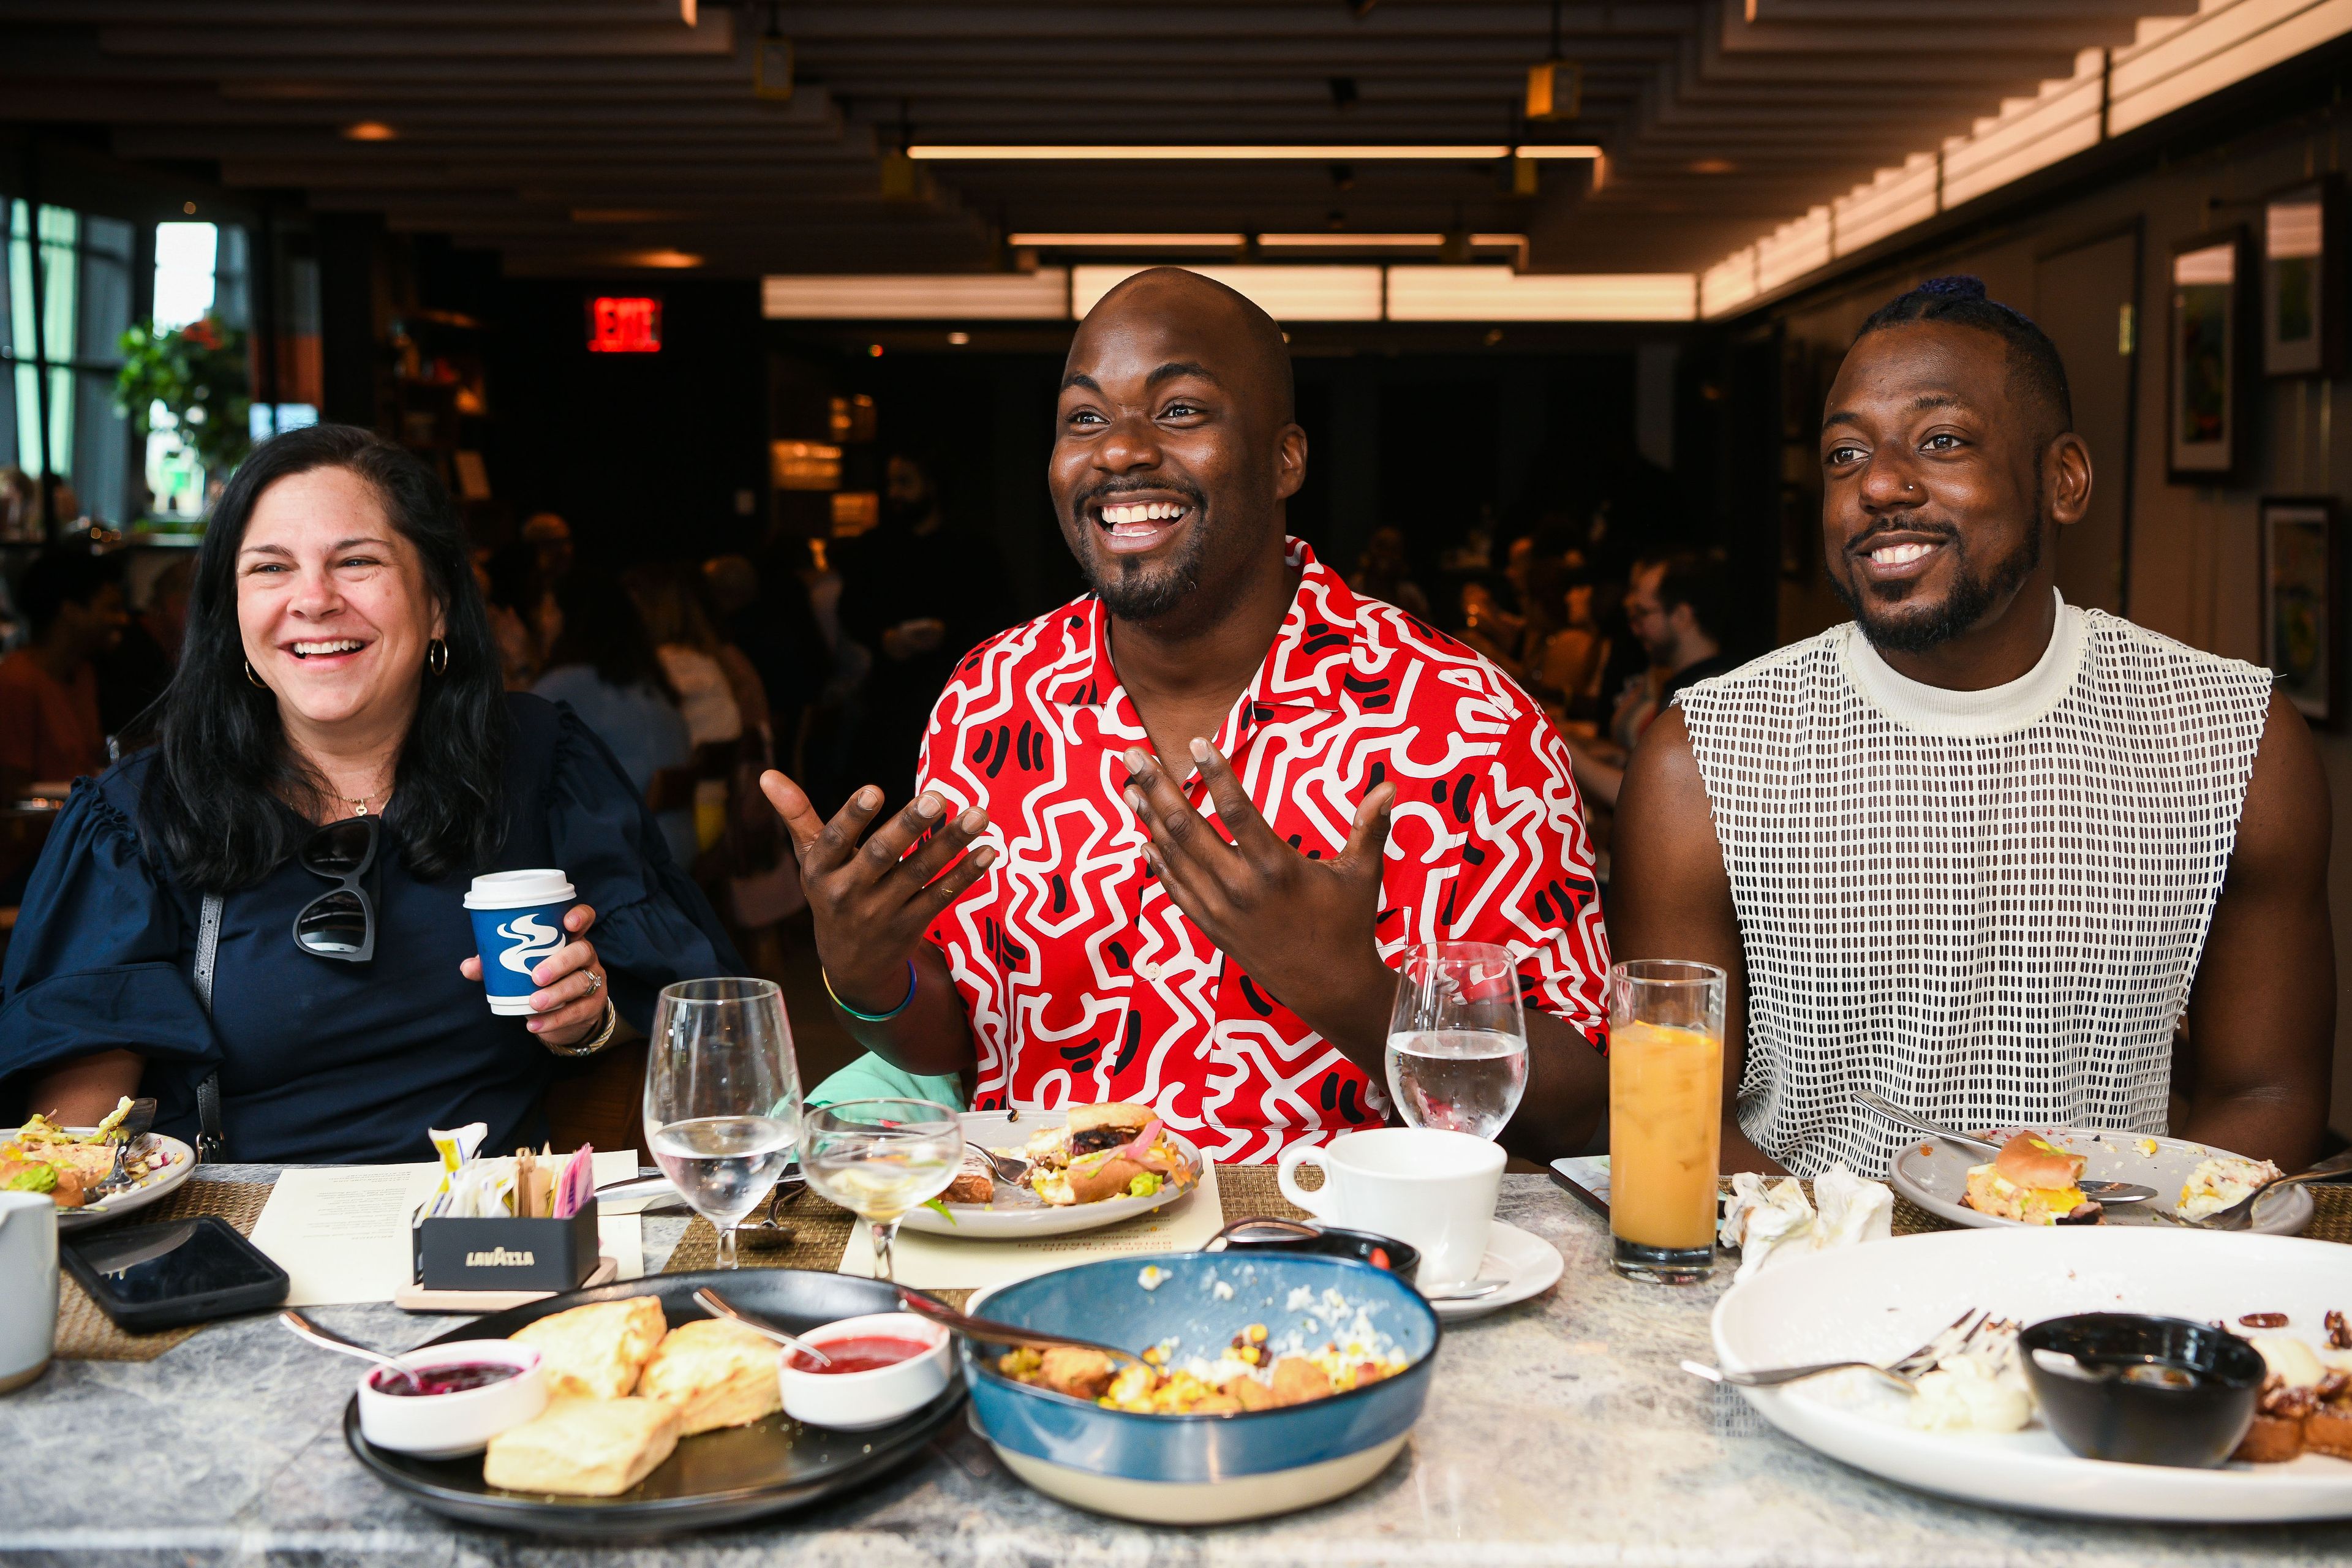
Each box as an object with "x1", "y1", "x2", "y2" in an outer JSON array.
[{"x1": 763, "y1": 268, "x2": 1609, "y2": 1161}]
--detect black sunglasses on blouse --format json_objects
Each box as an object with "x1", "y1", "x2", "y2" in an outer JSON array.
[{"x1": 293, "y1": 816, "x2": 380, "y2": 963}]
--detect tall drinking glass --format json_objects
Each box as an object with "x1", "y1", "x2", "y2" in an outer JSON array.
[
  {"x1": 1385, "y1": 941, "x2": 1529, "y2": 1141},
  {"x1": 799, "y1": 1099, "x2": 964, "y2": 1284},
  {"x1": 643, "y1": 977, "x2": 803, "y2": 1270},
  {"x1": 1608, "y1": 959, "x2": 1726, "y2": 1284}
]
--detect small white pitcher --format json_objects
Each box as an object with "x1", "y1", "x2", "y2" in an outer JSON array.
[{"x1": 0, "y1": 1190, "x2": 59, "y2": 1393}]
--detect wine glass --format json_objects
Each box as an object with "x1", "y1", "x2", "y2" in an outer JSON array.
[
  {"x1": 1384, "y1": 941, "x2": 1529, "y2": 1141},
  {"x1": 798, "y1": 1099, "x2": 964, "y2": 1284},
  {"x1": 643, "y1": 977, "x2": 803, "y2": 1269}
]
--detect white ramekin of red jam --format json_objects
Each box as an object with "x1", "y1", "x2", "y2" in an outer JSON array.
[
  {"x1": 777, "y1": 1312, "x2": 952, "y2": 1430},
  {"x1": 354, "y1": 1340, "x2": 549, "y2": 1458}
]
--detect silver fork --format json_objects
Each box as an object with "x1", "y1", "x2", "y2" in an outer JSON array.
[
  {"x1": 88, "y1": 1098, "x2": 158, "y2": 1197},
  {"x1": 1682, "y1": 1305, "x2": 1988, "y2": 1393},
  {"x1": 2150, "y1": 1169, "x2": 2341, "y2": 1232}
]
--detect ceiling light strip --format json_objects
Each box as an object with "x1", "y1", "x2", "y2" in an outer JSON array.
[
  {"x1": 761, "y1": 265, "x2": 1697, "y2": 323},
  {"x1": 1700, "y1": 0, "x2": 2352, "y2": 317},
  {"x1": 1006, "y1": 233, "x2": 1246, "y2": 249},
  {"x1": 907, "y1": 144, "x2": 1597, "y2": 162},
  {"x1": 761, "y1": 271, "x2": 1072, "y2": 320}
]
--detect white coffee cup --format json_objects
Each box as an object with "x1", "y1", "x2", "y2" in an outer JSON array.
[
  {"x1": 1277, "y1": 1128, "x2": 1505, "y2": 1289},
  {"x1": 0, "y1": 1191, "x2": 59, "y2": 1393}
]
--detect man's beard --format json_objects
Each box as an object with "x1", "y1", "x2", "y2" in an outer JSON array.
[
  {"x1": 1072, "y1": 486, "x2": 1212, "y2": 622},
  {"x1": 1831, "y1": 513, "x2": 2043, "y2": 656}
]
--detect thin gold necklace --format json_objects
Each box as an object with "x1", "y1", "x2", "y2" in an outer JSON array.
[{"x1": 338, "y1": 786, "x2": 391, "y2": 818}]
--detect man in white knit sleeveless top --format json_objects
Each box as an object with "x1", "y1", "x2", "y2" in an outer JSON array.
[{"x1": 1611, "y1": 276, "x2": 2332, "y2": 1180}]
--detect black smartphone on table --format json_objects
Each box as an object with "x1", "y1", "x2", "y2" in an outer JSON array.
[{"x1": 61, "y1": 1214, "x2": 289, "y2": 1332}]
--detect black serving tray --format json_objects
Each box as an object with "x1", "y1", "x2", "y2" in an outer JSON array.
[{"x1": 343, "y1": 1270, "x2": 963, "y2": 1537}]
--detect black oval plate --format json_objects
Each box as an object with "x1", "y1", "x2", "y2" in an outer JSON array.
[{"x1": 343, "y1": 1269, "x2": 964, "y2": 1537}]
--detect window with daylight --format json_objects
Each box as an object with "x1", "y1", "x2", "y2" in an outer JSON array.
[
  {"x1": 1, "y1": 199, "x2": 137, "y2": 526},
  {"x1": 146, "y1": 219, "x2": 252, "y2": 522}
]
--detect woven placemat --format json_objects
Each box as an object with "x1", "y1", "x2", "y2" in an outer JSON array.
[
  {"x1": 660, "y1": 1163, "x2": 1311, "y2": 1286},
  {"x1": 54, "y1": 1178, "x2": 275, "y2": 1363}
]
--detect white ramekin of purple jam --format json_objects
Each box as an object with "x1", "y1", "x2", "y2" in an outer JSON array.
[{"x1": 355, "y1": 1340, "x2": 548, "y2": 1458}]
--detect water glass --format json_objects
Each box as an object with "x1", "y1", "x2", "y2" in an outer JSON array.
[
  {"x1": 1384, "y1": 941, "x2": 1529, "y2": 1141},
  {"x1": 1608, "y1": 959, "x2": 1726, "y2": 1285},
  {"x1": 643, "y1": 977, "x2": 804, "y2": 1269},
  {"x1": 799, "y1": 1099, "x2": 964, "y2": 1284}
]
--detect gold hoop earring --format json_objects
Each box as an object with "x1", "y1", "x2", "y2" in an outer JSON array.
[
  {"x1": 244, "y1": 659, "x2": 267, "y2": 690},
  {"x1": 426, "y1": 638, "x2": 449, "y2": 676}
]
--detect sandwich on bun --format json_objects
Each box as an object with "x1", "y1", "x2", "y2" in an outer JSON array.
[
  {"x1": 1025, "y1": 1102, "x2": 1197, "y2": 1207},
  {"x1": 1962, "y1": 1131, "x2": 2101, "y2": 1226}
]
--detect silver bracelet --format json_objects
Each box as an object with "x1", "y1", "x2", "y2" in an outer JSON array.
[{"x1": 547, "y1": 997, "x2": 619, "y2": 1058}]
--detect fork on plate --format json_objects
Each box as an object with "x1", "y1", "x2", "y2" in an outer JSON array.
[
  {"x1": 2149, "y1": 1168, "x2": 2342, "y2": 1232},
  {"x1": 1681, "y1": 1305, "x2": 1989, "y2": 1393}
]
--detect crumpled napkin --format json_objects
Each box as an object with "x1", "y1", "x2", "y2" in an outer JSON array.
[{"x1": 1717, "y1": 1163, "x2": 1894, "y2": 1283}]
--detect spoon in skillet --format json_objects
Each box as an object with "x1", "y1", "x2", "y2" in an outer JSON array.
[{"x1": 1856, "y1": 1091, "x2": 2157, "y2": 1204}]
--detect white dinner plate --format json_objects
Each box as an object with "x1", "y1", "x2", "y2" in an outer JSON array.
[
  {"x1": 1713, "y1": 1225, "x2": 2352, "y2": 1521},
  {"x1": 49, "y1": 1129, "x2": 198, "y2": 1232},
  {"x1": 899, "y1": 1110, "x2": 1207, "y2": 1240},
  {"x1": 1888, "y1": 1126, "x2": 2314, "y2": 1235},
  {"x1": 1428, "y1": 1219, "x2": 1561, "y2": 1321}
]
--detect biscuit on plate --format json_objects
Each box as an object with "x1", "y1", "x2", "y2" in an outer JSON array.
[
  {"x1": 637, "y1": 1319, "x2": 784, "y2": 1434},
  {"x1": 509, "y1": 1296, "x2": 668, "y2": 1399},
  {"x1": 483, "y1": 1396, "x2": 679, "y2": 1496}
]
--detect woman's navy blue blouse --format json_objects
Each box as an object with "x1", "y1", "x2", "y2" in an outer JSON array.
[{"x1": 0, "y1": 695, "x2": 742, "y2": 1164}]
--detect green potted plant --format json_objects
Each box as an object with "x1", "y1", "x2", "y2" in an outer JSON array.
[{"x1": 114, "y1": 314, "x2": 252, "y2": 522}]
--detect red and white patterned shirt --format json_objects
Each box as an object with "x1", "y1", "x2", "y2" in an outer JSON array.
[{"x1": 917, "y1": 540, "x2": 1608, "y2": 1161}]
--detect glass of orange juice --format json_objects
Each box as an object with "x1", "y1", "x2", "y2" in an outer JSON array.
[{"x1": 1608, "y1": 959, "x2": 1726, "y2": 1284}]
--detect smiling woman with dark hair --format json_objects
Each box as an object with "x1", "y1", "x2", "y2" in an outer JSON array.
[{"x1": 0, "y1": 424, "x2": 739, "y2": 1163}]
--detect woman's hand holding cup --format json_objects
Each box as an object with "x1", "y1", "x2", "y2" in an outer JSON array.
[
  {"x1": 759, "y1": 770, "x2": 995, "y2": 1014},
  {"x1": 458, "y1": 900, "x2": 611, "y2": 1046}
]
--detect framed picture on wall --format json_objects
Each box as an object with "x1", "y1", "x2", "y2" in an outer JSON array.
[
  {"x1": 2260, "y1": 497, "x2": 2340, "y2": 727},
  {"x1": 2167, "y1": 228, "x2": 2247, "y2": 484},
  {"x1": 2262, "y1": 176, "x2": 2343, "y2": 377}
]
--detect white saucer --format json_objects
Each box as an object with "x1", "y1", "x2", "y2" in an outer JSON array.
[{"x1": 1426, "y1": 1219, "x2": 1561, "y2": 1320}]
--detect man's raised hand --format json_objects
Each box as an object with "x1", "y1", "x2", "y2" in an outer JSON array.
[
  {"x1": 760, "y1": 771, "x2": 994, "y2": 1011},
  {"x1": 1121, "y1": 739, "x2": 1396, "y2": 1045}
]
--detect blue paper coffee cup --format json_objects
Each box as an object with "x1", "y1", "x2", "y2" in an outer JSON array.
[{"x1": 464, "y1": 869, "x2": 579, "y2": 1017}]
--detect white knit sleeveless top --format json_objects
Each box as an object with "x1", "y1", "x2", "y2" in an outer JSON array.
[{"x1": 1676, "y1": 592, "x2": 2273, "y2": 1178}]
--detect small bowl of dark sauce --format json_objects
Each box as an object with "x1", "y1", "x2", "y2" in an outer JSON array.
[
  {"x1": 369, "y1": 1360, "x2": 522, "y2": 1396},
  {"x1": 355, "y1": 1340, "x2": 548, "y2": 1459},
  {"x1": 2019, "y1": 1313, "x2": 2265, "y2": 1468}
]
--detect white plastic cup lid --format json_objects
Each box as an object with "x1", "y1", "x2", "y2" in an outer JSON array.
[{"x1": 463, "y1": 869, "x2": 578, "y2": 910}]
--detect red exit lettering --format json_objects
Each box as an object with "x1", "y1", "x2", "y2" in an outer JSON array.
[{"x1": 587, "y1": 296, "x2": 662, "y2": 353}]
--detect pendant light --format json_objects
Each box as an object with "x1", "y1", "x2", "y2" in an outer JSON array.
[{"x1": 1525, "y1": 0, "x2": 1579, "y2": 123}]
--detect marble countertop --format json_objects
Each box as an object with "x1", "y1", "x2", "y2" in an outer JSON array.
[{"x1": 6, "y1": 1170, "x2": 2349, "y2": 1567}]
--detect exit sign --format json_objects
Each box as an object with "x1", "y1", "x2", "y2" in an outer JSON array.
[{"x1": 587, "y1": 295, "x2": 662, "y2": 353}]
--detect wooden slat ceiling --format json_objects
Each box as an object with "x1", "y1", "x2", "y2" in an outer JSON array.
[{"x1": 0, "y1": 0, "x2": 2198, "y2": 277}]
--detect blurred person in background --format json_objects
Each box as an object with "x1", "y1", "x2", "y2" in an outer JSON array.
[
  {"x1": 703, "y1": 553, "x2": 826, "y2": 766},
  {"x1": 533, "y1": 571, "x2": 697, "y2": 870},
  {"x1": 1348, "y1": 525, "x2": 1430, "y2": 617},
  {"x1": 1536, "y1": 568, "x2": 1611, "y2": 729},
  {"x1": 623, "y1": 563, "x2": 752, "y2": 750},
  {"x1": 479, "y1": 540, "x2": 548, "y2": 691},
  {"x1": 521, "y1": 511, "x2": 573, "y2": 586},
  {"x1": 835, "y1": 453, "x2": 1009, "y2": 810},
  {"x1": 1566, "y1": 550, "x2": 1730, "y2": 813},
  {"x1": 96, "y1": 554, "x2": 195, "y2": 736},
  {"x1": 0, "y1": 548, "x2": 126, "y2": 791}
]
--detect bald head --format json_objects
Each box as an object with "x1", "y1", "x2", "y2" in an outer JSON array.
[
  {"x1": 1077, "y1": 268, "x2": 1294, "y2": 425},
  {"x1": 1049, "y1": 267, "x2": 1310, "y2": 628}
]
